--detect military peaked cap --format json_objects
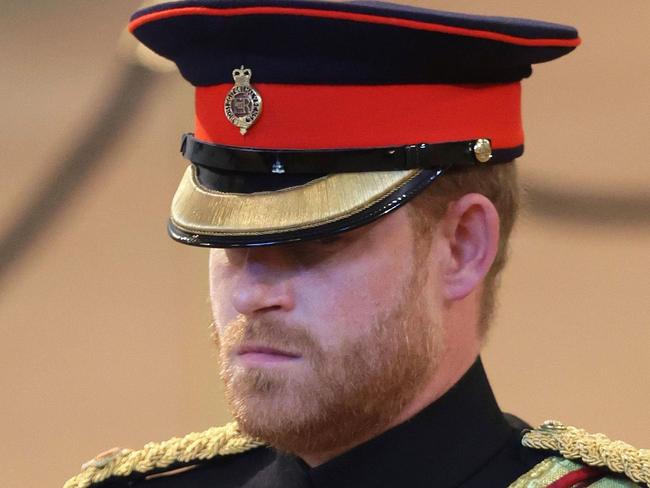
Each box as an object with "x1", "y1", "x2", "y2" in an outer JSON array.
[{"x1": 129, "y1": 0, "x2": 580, "y2": 247}]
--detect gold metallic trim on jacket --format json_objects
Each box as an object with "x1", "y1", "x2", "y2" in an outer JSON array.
[
  {"x1": 521, "y1": 420, "x2": 649, "y2": 485},
  {"x1": 170, "y1": 166, "x2": 419, "y2": 236},
  {"x1": 63, "y1": 422, "x2": 263, "y2": 488}
]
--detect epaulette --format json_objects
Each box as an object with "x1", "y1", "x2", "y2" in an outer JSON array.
[
  {"x1": 509, "y1": 420, "x2": 649, "y2": 487},
  {"x1": 63, "y1": 422, "x2": 264, "y2": 488}
]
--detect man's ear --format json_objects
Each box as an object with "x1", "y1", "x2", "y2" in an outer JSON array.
[{"x1": 438, "y1": 193, "x2": 500, "y2": 301}]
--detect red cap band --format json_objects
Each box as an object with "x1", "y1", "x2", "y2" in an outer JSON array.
[{"x1": 195, "y1": 82, "x2": 523, "y2": 150}]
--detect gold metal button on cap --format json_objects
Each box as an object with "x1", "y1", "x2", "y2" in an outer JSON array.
[{"x1": 473, "y1": 138, "x2": 493, "y2": 163}]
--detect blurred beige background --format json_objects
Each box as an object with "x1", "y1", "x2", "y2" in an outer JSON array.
[{"x1": 1, "y1": 1, "x2": 648, "y2": 487}]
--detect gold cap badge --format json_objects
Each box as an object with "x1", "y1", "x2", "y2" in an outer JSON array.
[{"x1": 224, "y1": 66, "x2": 263, "y2": 135}]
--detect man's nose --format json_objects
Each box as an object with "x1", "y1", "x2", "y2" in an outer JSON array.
[{"x1": 229, "y1": 248, "x2": 296, "y2": 315}]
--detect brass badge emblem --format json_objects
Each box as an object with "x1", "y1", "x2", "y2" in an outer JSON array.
[{"x1": 224, "y1": 66, "x2": 262, "y2": 135}]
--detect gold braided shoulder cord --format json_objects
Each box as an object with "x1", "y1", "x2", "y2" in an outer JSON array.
[
  {"x1": 522, "y1": 420, "x2": 649, "y2": 485},
  {"x1": 63, "y1": 422, "x2": 264, "y2": 488}
]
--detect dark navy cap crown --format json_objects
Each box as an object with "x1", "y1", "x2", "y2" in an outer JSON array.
[{"x1": 130, "y1": 0, "x2": 580, "y2": 86}]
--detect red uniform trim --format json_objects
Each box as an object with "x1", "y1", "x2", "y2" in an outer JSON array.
[
  {"x1": 547, "y1": 466, "x2": 604, "y2": 488},
  {"x1": 129, "y1": 6, "x2": 581, "y2": 48},
  {"x1": 194, "y1": 82, "x2": 523, "y2": 150}
]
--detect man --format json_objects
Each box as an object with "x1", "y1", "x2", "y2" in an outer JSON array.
[{"x1": 65, "y1": 1, "x2": 648, "y2": 487}]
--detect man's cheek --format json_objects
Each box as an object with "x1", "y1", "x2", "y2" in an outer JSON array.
[{"x1": 210, "y1": 282, "x2": 239, "y2": 327}]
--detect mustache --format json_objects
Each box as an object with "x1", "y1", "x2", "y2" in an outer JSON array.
[{"x1": 215, "y1": 314, "x2": 322, "y2": 357}]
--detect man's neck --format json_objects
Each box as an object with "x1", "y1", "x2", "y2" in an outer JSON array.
[{"x1": 297, "y1": 350, "x2": 480, "y2": 467}]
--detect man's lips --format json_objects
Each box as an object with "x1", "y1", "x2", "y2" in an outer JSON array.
[{"x1": 236, "y1": 344, "x2": 302, "y2": 364}]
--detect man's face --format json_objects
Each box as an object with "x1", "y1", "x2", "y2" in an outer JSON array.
[{"x1": 209, "y1": 207, "x2": 445, "y2": 455}]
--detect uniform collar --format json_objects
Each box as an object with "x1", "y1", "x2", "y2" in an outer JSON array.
[{"x1": 272, "y1": 357, "x2": 511, "y2": 488}]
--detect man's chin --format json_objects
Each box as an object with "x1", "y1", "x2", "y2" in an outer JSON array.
[
  {"x1": 224, "y1": 368, "x2": 310, "y2": 416},
  {"x1": 226, "y1": 388, "x2": 314, "y2": 448}
]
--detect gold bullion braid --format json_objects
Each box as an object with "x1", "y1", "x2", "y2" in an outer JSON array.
[
  {"x1": 522, "y1": 420, "x2": 649, "y2": 485},
  {"x1": 63, "y1": 422, "x2": 264, "y2": 488}
]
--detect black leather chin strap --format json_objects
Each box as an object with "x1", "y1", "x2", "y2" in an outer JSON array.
[{"x1": 180, "y1": 133, "x2": 518, "y2": 174}]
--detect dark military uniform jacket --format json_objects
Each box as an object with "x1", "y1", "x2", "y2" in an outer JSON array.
[{"x1": 65, "y1": 360, "x2": 647, "y2": 487}]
